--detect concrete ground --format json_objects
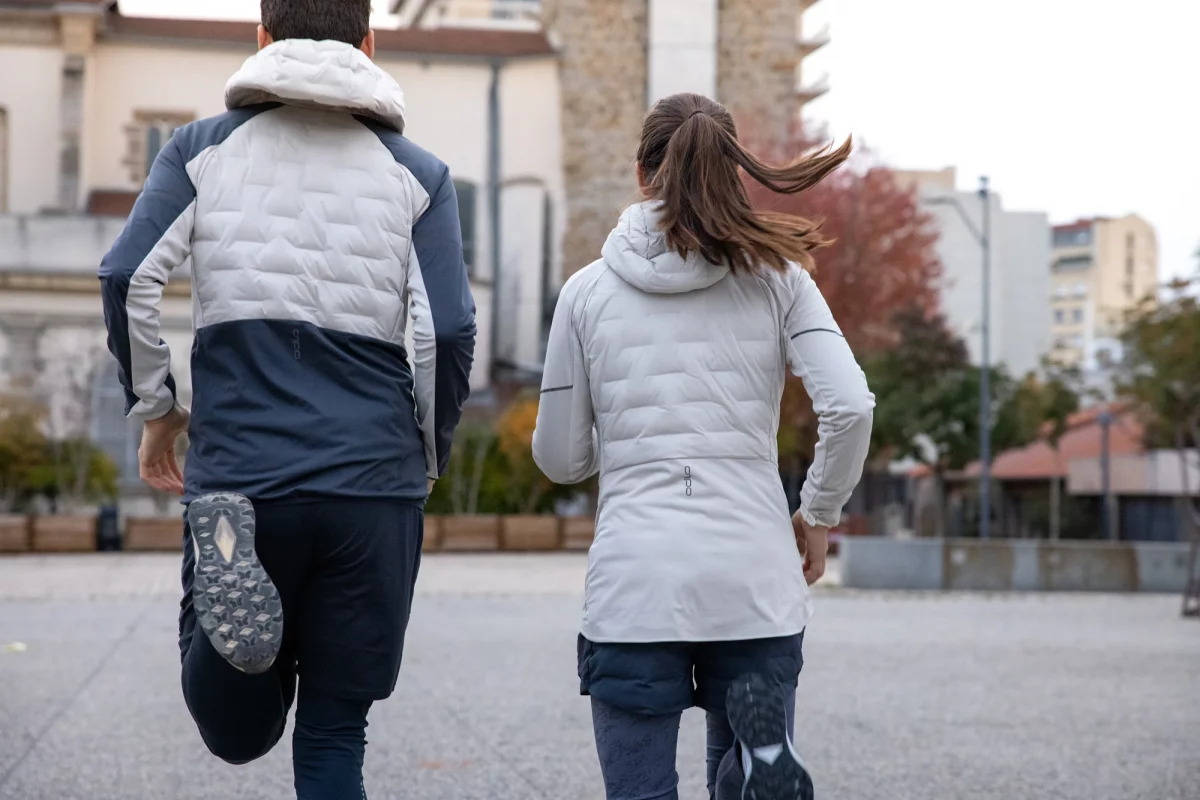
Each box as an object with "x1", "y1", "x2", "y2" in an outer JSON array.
[{"x1": 0, "y1": 553, "x2": 1197, "y2": 800}]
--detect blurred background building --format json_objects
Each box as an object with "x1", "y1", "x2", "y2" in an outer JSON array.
[
  {"x1": 1048, "y1": 215, "x2": 1159, "y2": 381},
  {"x1": 0, "y1": 0, "x2": 562, "y2": 506},
  {"x1": 0, "y1": 0, "x2": 1184, "y2": 543},
  {"x1": 894, "y1": 166, "x2": 1052, "y2": 379}
]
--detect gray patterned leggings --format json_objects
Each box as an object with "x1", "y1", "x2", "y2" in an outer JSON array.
[{"x1": 590, "y1": 693, "x2": 797, "y2": 800}]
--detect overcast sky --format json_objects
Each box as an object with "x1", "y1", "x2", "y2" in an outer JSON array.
[{"x1": 122, "y1": 0, "x2": 1198, "y2": 279}]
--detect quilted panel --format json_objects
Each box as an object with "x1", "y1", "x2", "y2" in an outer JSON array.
[
  {"x1": 581, "y1": 268, "x2": 784, "y2": 474},
  {"x1": 187, "y1": 106, "x2": 423, "y2": 345}
]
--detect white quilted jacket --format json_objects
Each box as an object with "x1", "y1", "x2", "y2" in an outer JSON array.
[{"x1": 533, "y1": 202, "x2": 874, "y2": 642}]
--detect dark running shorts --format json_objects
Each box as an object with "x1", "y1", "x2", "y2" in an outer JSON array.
[
  {"x1": 577, "y1": 631, "x2": 805, "y2": 716},
  {"x1": 179, "y1": 498, "x2": 423, "y2": 701}
]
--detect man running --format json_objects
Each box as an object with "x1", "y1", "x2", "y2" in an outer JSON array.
[{"x1": 98, "y1": 1, "x2": 475, "y2": 795}]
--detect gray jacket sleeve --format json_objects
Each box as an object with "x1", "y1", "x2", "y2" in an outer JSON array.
[
  {"x1": 98, "y1": 134, "x2": 196, "y2": 421},
  {"x1": 532, "y1": 269, "x2": 599, "y2": 484},
  {"x1": 782, "y1": 267, "x2": 875, "y2": 528}
]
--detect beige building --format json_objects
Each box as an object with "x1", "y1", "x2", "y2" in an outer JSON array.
[
  {"x1": 0, "y1": 0, "x2": 561, "y2": 506},
  {"x1": 1049, "y1": 215, "x2": 1159, "y2": 370}
]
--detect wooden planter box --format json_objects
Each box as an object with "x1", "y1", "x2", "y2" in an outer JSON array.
[
  {"x1": 440, "y1": 515, "x2": 500, "y2": 552},
  {"x1": 562, "y1": 516, "x2": 595, "y2": 551},
  {"x1": 422, "y1": 515, "x2": 443, "y2": 553},
  {"x1": 501, "y1": 515, "x2": 562, "y2": 551},
  {"x1": 125, "y1": 517, "x2": 184, "y2": 552},
  {"x1": 0, "y1": 515, "x2": 30, "y2": 553},
  {"x1": 31, "y1": 515, "x2": 96, "y2": 553}
]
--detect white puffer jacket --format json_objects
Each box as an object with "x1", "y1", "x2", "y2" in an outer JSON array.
[{"x1": 533, "y1": 202, "x2": 874, "y2": 643}]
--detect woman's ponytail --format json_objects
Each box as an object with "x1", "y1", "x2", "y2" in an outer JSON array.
[{"x1": 636, "y1": 93, "x2": 851, "y2": 274}]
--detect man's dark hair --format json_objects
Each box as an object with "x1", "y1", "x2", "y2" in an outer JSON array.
[{"x1": 260, "y1": 0, "x2": 371, "y2": 47}]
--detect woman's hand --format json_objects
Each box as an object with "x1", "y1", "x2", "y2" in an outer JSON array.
[{"x1": 792, "y1": 512, "x2": 830, "y2": 586}]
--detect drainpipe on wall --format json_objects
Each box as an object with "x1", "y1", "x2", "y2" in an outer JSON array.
[{"x1": 488, "y1": 59, "x2": 502, "y2": 385}]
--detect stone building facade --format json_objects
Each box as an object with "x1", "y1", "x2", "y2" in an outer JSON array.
[
  {"x1": 540, "y1": 0, "x2": 826, "y2": 276},
  {"x1": 541, "y1": 0, "x2": 649, "y2": 275}
]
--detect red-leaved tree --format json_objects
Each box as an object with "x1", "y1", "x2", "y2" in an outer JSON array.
[{"x1": 744, "y1": 136, "x2": 944, "y2": 474}]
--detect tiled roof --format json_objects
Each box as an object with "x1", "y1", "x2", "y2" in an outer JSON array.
[
  {"x1": 909, "y1": 404, "x2": 1146, "y2": 481},
  {"x1": 973, "y1": 405, "x2": 1144, "y2": 481},
  {"x1": 102, "y1": 9, "x2": 555, "y2": 59}
]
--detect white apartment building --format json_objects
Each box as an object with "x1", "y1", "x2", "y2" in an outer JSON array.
[{"x1": 894, "y1": 167, "x2": 1053, "y2": 378}]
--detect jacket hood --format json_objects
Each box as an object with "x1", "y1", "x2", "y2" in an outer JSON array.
[
  {"x1": 225, "y1": 39, "x2": 407, "y2": 132},
  {"x1": 601, "y1": 202, "x2": 729, "y2": 294}
]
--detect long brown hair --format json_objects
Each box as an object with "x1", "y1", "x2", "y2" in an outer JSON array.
[{"x1": 636, "y1": 93, "x2": 851, "y2": 274}]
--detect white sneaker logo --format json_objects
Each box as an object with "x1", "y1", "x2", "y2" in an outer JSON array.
[
  {"x1": 752, "y1": 744, "x2": 784, "y2": 766},
  {"x1": 214, "y1": 517, "x2": 237, "y2": 564}
]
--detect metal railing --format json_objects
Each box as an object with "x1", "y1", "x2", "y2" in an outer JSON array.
[
  {"x1": 798, "y1": 22, "x2": 831, "y2": 54},
  {"x1": 796, "y1": 71, "x2": 830, "y2": 100}
]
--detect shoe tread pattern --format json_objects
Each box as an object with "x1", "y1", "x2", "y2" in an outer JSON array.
[
  {"x1": 727, "y1": 673, "x2": 815, "y2": 800},
  {"x1": 188, "y1": 492, "x2": 282, "y2": 675}
]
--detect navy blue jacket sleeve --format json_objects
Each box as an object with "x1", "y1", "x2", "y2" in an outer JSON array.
[
  {"x1": 412, "y1": 166, "x2": 476, "y2": 476},
  {"x1": 98, "y1": 134, "x2": 196, "y2": 420}
]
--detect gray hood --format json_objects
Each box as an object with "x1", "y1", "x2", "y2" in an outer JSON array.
[
  {"x1": 601, "y1": 202, "x2": 730, "y2": 294},
  {"x1": 225, "y1": 39, "x2": 407, "y2": 132}
]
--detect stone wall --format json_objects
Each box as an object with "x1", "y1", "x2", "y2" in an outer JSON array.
[
  {"x1": 542, "y1": 0, "x2": 647, "y2": 277},
  {"x1": 840, "y1": 537, "x2": 1194, "y2": 593},
  {"x1": 717, "y1": 0, "x2": 801, "y2": 148}
]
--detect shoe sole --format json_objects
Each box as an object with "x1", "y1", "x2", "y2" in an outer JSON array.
[
  {"x1": 188, "y1": 492, "x2": 282, "y2": 675},
  {"x1": 727, "y1": 674, "x2": 814, "y2": 800}
]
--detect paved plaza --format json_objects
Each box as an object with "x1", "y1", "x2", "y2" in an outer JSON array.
[{"x1": 0, "y1": 552, "x2": 1197, "y2": 799}]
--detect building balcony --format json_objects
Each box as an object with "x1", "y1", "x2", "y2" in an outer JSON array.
[
  {"x1": 796, "y1": 71, "x2": 830, "y2": 104},
  {"x1": 798, "y1": 22, "x2": 830, "y2": 57},
  {"x1": 1, "y1": 214, "x2": 129, "y2": 280}
]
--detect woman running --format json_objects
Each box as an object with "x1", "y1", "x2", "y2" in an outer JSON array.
[{"x1": 532, "y1": 92, "x2": 873, "y2": 800}]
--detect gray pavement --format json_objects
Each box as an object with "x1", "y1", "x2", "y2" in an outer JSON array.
[{"x1": 0, "y1": 552, "x2": 1198, "y2": 800}]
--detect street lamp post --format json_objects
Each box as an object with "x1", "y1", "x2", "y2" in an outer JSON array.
[
  {"x1": 925, "y1": 176, "x2": 993, "y2": 538},
  {"x1": 978, "y1": 177, "x2": 991, "y2": 540}
]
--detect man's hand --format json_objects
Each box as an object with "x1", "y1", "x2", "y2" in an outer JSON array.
[
  {"x1": 792, "y1": 512, "x2": 830, "y2": 586},
  {"x1": 139, "y1": 406, "x2": 190, "y2": 495}
]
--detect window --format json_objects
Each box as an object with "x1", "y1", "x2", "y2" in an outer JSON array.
[
  {"x1": 1054, "y1": 285, "x2": 1068, "y2": 298},
  {"x1": 90, "y1": 356, "x2": 140, "y2": 484},
  {"x1": 0, "y1": 106, "x2": 7, "y2": 212},
  {"x1": 1053, "y1": 255, "x2": 1092, "y2": 272},
  {"x1": 453, "y1": 179, "x2": 477, "y2": 275},
  {"x1": 124, "y1": 110, "x2": 194, "y2": 183},
  {"x1": 1053, "y1": 226, "x2": 1093, "y2": 248},
  {"x1": 1072, "y1": 308, "x2": 1083, "y2": 323},
  {"x1": 1125, "y1": 282, "x2": 1134, "y2": 298},
  {"x1": 1054, "y1": 309, "x2": 1064, "y2": 324}
]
